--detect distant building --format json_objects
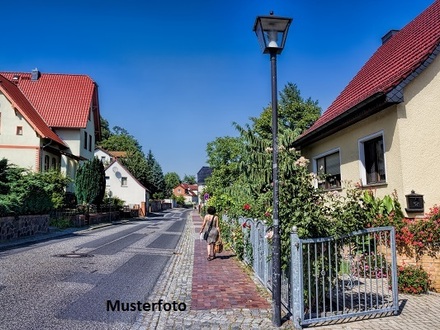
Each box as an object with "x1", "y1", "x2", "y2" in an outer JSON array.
[
  {"x1": 197, "y1": 166, "x2": 212, "y2": 185},
  {"x1": 197, "y1": 166, "x2": 212, "y2": 207},
  {"x1": 173, "y1": 183, "x2": 198, "y2": 205}
]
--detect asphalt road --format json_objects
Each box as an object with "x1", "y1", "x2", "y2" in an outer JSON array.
[{"x1": 0, "y1": 208, "x2": 190, "y2": 330}]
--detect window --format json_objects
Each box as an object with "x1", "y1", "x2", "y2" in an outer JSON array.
[
  {"x1": 84, "y1": 131, "x2": 88, "y2": 149},
  {"x1": 315, "y1": 151, "x2": 341, "y2": 189},
  {"x1": 51, "y1": 157, "x2": 57, "y2": 169},
  {"x1": 44, "y1": 155, "x2": 50, "y2": 171},
  {"x1": 89, "y1": 134, "x2": 92, "y2": 152},
  {"x1": 121, "y1": 177, "x2": 128, "y2": 186},
  {"x1": 359, "y1": 134, "x2": 386, "y2": 185},
  {"x1": 16, "y1": 126, "x2": 23, "y2": 135}
]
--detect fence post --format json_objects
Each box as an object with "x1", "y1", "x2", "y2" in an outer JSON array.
[
  {"x1": 389, "y1": 226, "x2": 399, "y2": 314},
  {"x1": 291, "y1": 226, "x2": 303, "y2": 329}
]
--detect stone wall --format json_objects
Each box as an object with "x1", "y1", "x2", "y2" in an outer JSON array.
[
  {"x1": 69, "y1": 211, "x2": 120, "y2": 227},
  {"x1": 0, "y1": 215, "x2": 49, "y2": 241}
]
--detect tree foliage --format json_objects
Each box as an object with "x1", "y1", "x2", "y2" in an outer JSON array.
[
  {"x1": 146, "y1": 150, "x2": 166, "y2": 199},
  {"x1": 164, "y1": 172, "x2": 181, "y2": 198},
  {"x1": 205, "y1": 82, "x2": 375, "y2": 268},
  {"x1": 0, "y1": 158, "x2": 69, "y2": 216},
  {"x1": 182, "y1": 174, "x2": 196, "y2": 184},
  {"x1": 75, "y1": 158, "x2": 106, "y2": 206}
]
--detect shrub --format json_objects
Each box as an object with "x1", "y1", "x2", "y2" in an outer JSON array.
[{"x1": 397, "y1": 264, "x2": 431, "y2": 294}]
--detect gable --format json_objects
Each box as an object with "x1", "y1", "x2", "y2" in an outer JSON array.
[
  {"x1": 105, "y1": 159, "x2": 149, "y2": 192},
  {"x1": 0, "y1": 74, "x2": 66, "y2": 147},
  {"x1": 295, "y1": 1, "x2": 440, "y2": 147}
]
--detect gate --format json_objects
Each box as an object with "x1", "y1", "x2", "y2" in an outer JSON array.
[
  {"x1": 290, "y1": 226, "x2": 399, "y2": 328},
  {"x1": 232, "y1": 217, "x2": 400, "y2": 329}
]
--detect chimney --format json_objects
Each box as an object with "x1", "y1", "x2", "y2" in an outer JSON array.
[
  {"x1": 381, "y1": 29, "x2": 399, "y2": 44},
  {"x1": 31, "y1": 68, "x2": 41, "y2": 81}
]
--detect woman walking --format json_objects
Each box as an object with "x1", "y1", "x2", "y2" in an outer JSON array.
[{"x1": 200, "y1": 206, "x2": 220, "y2": 261}]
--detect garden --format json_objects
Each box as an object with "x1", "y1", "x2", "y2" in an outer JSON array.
[{"x1": 202, "y1": 83, "x2": 439, "y2": 294}]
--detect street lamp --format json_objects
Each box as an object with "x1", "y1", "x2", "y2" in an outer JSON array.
[{"x1": 253, "y1": 12, "x2": 292, "y2": 327}]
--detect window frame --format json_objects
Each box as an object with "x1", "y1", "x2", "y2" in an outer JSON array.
[
  {"x1": 358, "y1": 132, "x2": 387, "y2": 186},
  {"x1": 312, "y1": 148, "x2": 341, "y2": 190}
]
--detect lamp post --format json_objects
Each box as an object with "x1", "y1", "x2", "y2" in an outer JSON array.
[{"x1": 253, "y1": 12, "x2": 292, "y2": 327}]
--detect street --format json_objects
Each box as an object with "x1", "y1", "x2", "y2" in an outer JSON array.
[{"x1": 0, "y1": 208, "x2": 190, "y2": 330}]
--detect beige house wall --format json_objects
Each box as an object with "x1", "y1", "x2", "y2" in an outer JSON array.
[
  {"x1": 301, "y1": 54, "x2": 440, "y2": 217},
  {"x1": 0, "y1": 93, "x2": 41, "y2": 170},
  {"x1": 395, "y1": 53, "x2": 440, "y2": 215}
]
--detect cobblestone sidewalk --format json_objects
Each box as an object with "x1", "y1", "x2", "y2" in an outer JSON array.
[{"x1": 132, "y1": 211, "x2": 440, "y2": 330}]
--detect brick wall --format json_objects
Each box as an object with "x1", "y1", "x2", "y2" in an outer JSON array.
[{"x1": 398, "y1": 253, "x2": 440, "y2": 292}]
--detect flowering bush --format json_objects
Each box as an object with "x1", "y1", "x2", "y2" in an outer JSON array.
[
  {"x1": 372, "y1": 199, "x2": 440, "y2": 260},
  {"x1": 397, "y1": 264, "x2": 431, "y2": 294}
]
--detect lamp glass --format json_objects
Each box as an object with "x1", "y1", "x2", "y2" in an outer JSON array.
[{"x1": 253, "y1": 15, "x2": 292, "y2": 54}]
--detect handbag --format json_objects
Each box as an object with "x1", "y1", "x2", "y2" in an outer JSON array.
[
  {"x1": 203, "y1": 215, "x2": 214, "y2": 241},
  {"x1": 214, "y1": 237, "x2": 223, "y2": 254}
]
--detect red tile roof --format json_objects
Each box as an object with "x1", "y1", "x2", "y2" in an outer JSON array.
[
  {"x1": 299, "y1": 0, "x2": 440, "y2": 142},
  {"x1": 0, "y1": 74, "x2": 67, "y2": 147},
  {"x1": 0, "y1": 71, "x2": 96, "y2": 128}
]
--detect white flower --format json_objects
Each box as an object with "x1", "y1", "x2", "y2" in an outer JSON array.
[{"x1": 294, "y1": 156, "x2": 309, "y2": 167}]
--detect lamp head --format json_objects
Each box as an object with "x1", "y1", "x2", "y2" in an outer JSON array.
[{"x1": 253, "y1": 13, "x2": 292, "y2": 54}]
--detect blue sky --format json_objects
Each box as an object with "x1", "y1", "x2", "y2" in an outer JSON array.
[{"x1": 2, "y1": 0, "x2": 435, "y2": 179}]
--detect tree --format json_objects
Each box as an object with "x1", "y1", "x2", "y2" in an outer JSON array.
[
  {"x1": 75, "y1": 158, "x2": 106, "y2": 206},
  {"x1": 146, "y1": 150, "x2": 166, "y2": 199},
  {"x1": 182, "y1": 174, "x2": 196, "y2": 184},
  {"x1": 100, "y1": 116, "x2": 112, "y2": 141},
  {"x1": 39, "y1": 170, "x2": 71, "y2": 209},
  {"x1": 99, "y1": 127, "x2": 142, "y2": 153},
  {"x1": 205, "y1": 136, "x2": 243, "y2": 209},
  {"x1": 249, "y1": 82, "x2": 321, "y2": 140},
  {"x1": 164, "y1": 172, "x2": 181, "y2": 198},
  {"x1": 205, "y1": 82, "x2": 332, "y2": 268}
]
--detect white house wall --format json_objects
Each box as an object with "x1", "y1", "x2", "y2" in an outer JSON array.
[
  {"x1": 106, "y1": 162, "x2": 147, "y2": 207},
  {"x1": 94, "y1": 149, "x2": 112, "y2": 166}
]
